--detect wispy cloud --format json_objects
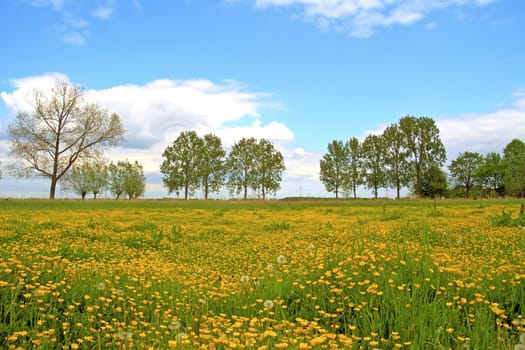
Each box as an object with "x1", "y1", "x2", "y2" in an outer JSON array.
[
  {"x1": 25, "y1": 0, "x2": 117, "y2": 45},
  {"x1": 91, "y1": 6, "x2": 113, "y2": 20},
  {"x1": 253, "y1": 0, "x2": 498, "y2": 37}
]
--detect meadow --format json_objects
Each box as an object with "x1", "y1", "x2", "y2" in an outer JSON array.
[{"x1": 0, "y1": 198, "x2": 524, "y2": 349}]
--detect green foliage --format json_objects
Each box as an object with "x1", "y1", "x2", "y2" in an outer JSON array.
[
  {"x1": 319, "y1": 140, "x2": 350, "y2": 198},
  {"x1": 108, "y1": 160, "x2": 145, "y2": 200},
  {"x1": 227, "y1": 137, "x2": 285, "y2": 199},
  {"x1": 448, "y1": 151, "x2": 483, "y2": 198},
  {"x1": 503, "y1": 139, "x2": 525, "y2": 197},
  {"x1": 489, "y1": 209, "x2": 525, "y2": 227},
  {"x1": 62, "y1": 160, "x2": 109, "y2": 199},
  {"x1": 362, "y1": 134, "x2": 387, "y2": 198},
  {"x1": 399, "y1": 116, "x2": 446, "y2": 197}
]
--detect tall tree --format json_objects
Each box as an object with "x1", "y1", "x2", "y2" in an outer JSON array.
[
  {"x1": 161, "y1": 130, "x2": 204, "y2": 199},
  {"x1": 448, "y1": 151, "x2": 483, "y2": 198},
  {"x1": 319, "y1": 140, "x2": 349, "y2": 199},
  {"x1": 475, "y1": 152, "x2": 504, "y2": 197},
  {"x1": 399, "y1": 116, "x2": 446, "y2": 197},
  {"x1": 383, "y1": 124, "x2": 409, "y2": 199},
  {"x1": 227, "y1": 137, "x2": 259, "y2": 199},
  {"x1": 253, "y1": 139, "x2": 285, "y2": 199},
  {"x1": 345, "y1": 137, "x2": 363, "y2": 199},
  {"x1": 8, "y1": 80, "x2": 125, "y2": 199},
  {"x1": 502, "y1": 139, "x2": 525, "y2": 197},
  {"x1": 200, "y1": 134, "x2": 226, "y2": 200},
  {"x1": 109, "y1": 160, "x2": 145, "y2": 200},
  {"x1": 361, "y1": 134, "x2": 386, "y2": 198}
]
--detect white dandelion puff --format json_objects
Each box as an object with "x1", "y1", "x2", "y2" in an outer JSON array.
[{"x1": 264, "y1": 299, "x2": 274, "y2": 309}]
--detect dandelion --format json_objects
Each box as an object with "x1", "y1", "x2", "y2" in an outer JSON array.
[
  {"x1": 117, "y1": 331, "x2": 132, "y2": 341},
  {"x1": 277, "y1": 255, "x2": 287, "y2": 264},
  {"x1": 264, "y1": 299, "x2": 274, "y2": 309},
  {"x1": 169, "y1": 321, "x2": 181, "y2": 330},
  {"x1": 240, "y1": 275, "x2": 250, "y2": 283},
  {"x1": 176, "y1": 332, "x2": 188, "y2": 342},
  {"x1": 266, "y1": 263, "x2": 274, "y2": 271},
  {"x1": 97, "y1": 282, "x2": 106, "y2": 291}
]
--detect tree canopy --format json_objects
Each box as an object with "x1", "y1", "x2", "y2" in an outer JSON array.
[
  {"x1": 7, "y1": 81, "x2": 125, "y2": 199},
  {"x1": 227, "y1": 137, "x2": 285, "y2": 199}
]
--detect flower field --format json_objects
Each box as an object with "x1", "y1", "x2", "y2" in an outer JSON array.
[{"x1": 0, "y1": 199, "x2": 524, "y2": 349}]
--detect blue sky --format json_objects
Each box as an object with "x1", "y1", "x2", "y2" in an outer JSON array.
[{"x1": 1, "y1": 0, "x2": 524, "y2": 198}]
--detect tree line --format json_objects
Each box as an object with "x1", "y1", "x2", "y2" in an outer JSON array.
[
  {"x1": 161, "y1": 131, "x2": 285, "y2": 200},
  {"x1": 320, "y1": 116, "x2": 525, "y2": 198},
  {"x1": 3, "y1": 80, "x2": 525, "y2": 199}
]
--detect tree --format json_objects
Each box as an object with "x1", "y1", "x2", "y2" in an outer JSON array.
[
  {"x1": 399, "y1": 116, "x2": 446, "y2": 197},
  {"x1": 345, "y1": 137, "x2": 363, "y2": 199},
  {"x1": 361, "y1": 134, "x2": 386, "y2": 198},
  {"x1": 227, "y1": 137, "x2": 259, "y2": 199},
  {"x1": 319, "y1": 140, "x2": 349, "y2": 199},
  {"x1": 502, "y1": 139, "x2": 525, "y2": 197},
  {"x1": 475, "y1": 152, "x2": 504, "y2": 197},
  {"x1": 227, "y1": 137, "x2": 284, "y2": 199},
  {"x1": 62, "y1": 160, "x2": 108, "y2": 199},
  {"x1": 62, "y1": 162, "x2": 92, "y2": 200},
  {"x1": 383, "y1": 124, "x2": 409, "y2": 199},
  {"x1": 109, "y1": 160, "x2": 145, "y2": 199},
  {"x1": 448, "y1": 151, "x2": 483, "y2": 198},
  {"x1": 161, "y1": 131, "x2": 204, "y2": 199},
  {"x1": 200, "y1": 134, "x2": 226, "y2": 200},
  {"x1": 8, "y1": 80, "x2": 125, "y2": 199},
  {"x1": 253, "y1": 139, "x2": 285, "y2": 199},
  {"x1": 420, "y1": 165, "x2": 447, "y2": 199}
]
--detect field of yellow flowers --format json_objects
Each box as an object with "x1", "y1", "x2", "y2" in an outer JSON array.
[{"x1": 0, "y1": 199, "x2": 524, "y2": 349}]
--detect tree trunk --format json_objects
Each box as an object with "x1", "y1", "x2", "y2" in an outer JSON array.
[{"x1": 49, "y1": 176, "x2": 57, "y2": 200}]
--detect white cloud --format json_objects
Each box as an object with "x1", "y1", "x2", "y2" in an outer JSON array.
[
  {"x1": 0, "y1": 73, "x2": 298, "y2": 178},
  {"x1": 63, "y1": 31, "x2": 87, "y2": 45},
  {"x1": 437, "y1": 97, "x2": 525, "y2": 161},
  {"x1": 253, "y1": 0, "x2": 498, "y2": 37},
  {"x1": 91, "y1": 7, "x2": 113, "y2": 20},
  {"x1": 30, "y1": 0, "x2": 65, "y2": 11}
]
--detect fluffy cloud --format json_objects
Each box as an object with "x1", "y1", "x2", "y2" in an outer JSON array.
[
  {"x1": 437, "y1": 96, "x2": 525, "y2": 161},
  {"x1": 0, "y1": 73, "x2": 299, "y2": 176},
  {"x1": 254, "y1": 0, "x2": 497, "y2": 37}
]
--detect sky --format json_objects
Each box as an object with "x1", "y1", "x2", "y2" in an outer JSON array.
[{"x1": 0, "y1": 0, "x2": 524, "y2": 199}]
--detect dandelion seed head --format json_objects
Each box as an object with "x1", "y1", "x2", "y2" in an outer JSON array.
[
  {"x1": 277, "y1": 255, "x2": 287, "y2": 264},
  {"x1": 176, "y1": 332, "x2": 188, "y2": 342},
  {"x1": 118, "y1": 331, "x2": 132, "y2": 341},
  {"x1": 240, "y1": 275, "x2": 250, "y2": 283},
  {"x1": 169, "y1": 321, "x2": 181, "y2": 330},
  {"x1": 264, "y1": 299, "x2": 274, "y2": 309},
  {"x1": 97, "y1": 282, "x2": 106, "y2": 291}
]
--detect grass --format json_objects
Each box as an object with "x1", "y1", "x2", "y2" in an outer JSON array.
[{"x1": 0, "y1": 198, "x2": 524, "y2": 349}]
